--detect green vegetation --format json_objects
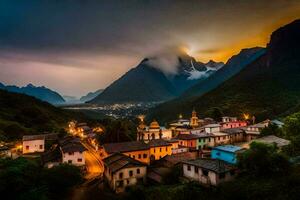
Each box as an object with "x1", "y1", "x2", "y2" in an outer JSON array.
[
  {"x1": 0, "y1": 90, "x2": 87, "y2": 141},
  {"x1": 97, "y1": 118, "x2": 138, "y2": 143},
  {"x1": 0, "y1": 157, "x2": 83, "y2": 200}
]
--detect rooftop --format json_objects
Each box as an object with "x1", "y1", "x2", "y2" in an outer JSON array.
[
  {"x1": 182, "y1": 158, "x2": 234, "y2": 173},
  {"x1": 177, "y1": 134, "x2": 202, "y2": 140},
  {"x1": 23, "y1": 133, "x2": 58, "y2": 141},
  {"x1": 103, "y1": 153, "x2": 146, "y2": 173},
  {"x1": 203, "y1": 124, "x2": 221, "y2": 128},
  {"x1": 213, "y1": 145, "x2": 243, "y2": 153},
  {"x1": 60, "y1": 142, "x2": 86, "y2": 153},
  {"x1": 148, "y1": 139, "x2": 172, "y2": 147},
  {"x1": 103, "y1": 141, "x2": 148, "y2": 154},
  {"x1": 221, "y1": 128, "x2": 245, "y2": 135},
  {"x1": 253, "y1": 135, "x2": 290, "y2": 147}
]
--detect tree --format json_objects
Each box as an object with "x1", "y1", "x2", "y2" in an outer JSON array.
[
  {"x1": 238, "y1": 142, "x2": 290, "y2": 176},
  {"x1": 260, "y1": 123, "x2": 283, "y2": 137},
  {"x1": 283, "y1": 112, "x2": 300, "y2": 139}
]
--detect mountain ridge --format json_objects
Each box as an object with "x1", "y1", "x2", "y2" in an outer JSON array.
[
  {"x1": 147, "y1": 19, "x2": 300, "y2": 123},
  {"x1": 0, "y1": 83, "x2": 65, "y2": 105}
]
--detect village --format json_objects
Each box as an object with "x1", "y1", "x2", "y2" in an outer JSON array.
[{"x1": 0, "y1": 109, "x2": 290, "y2": 194}]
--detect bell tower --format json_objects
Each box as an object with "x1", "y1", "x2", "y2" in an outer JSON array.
[{"x1": 190, "y1": 108, "x2": 199, "y2": 128}]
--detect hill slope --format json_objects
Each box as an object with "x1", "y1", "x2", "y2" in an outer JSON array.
[
  {"x1": 0, "y1": 83, "x2": 65, "y2": 105},
  {"x1": 0, "y1": 89, "x2": 80, "y2": 141},
  {"x1": 147, "y1": 19, "x2": 300, "y2": 123},
  {"x1": 80, "y1": 89, "x2": 104, "y2": 103},
  {"x1": 182, "y1": 47, "x2": 265, "y2": 98}
]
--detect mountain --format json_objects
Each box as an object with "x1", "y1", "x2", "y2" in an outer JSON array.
[
  {"x1": 63, "y1": 95, "x2": 82, "y2": 104},
  {"x1": 89, "y1": 54, "x2": 223, "y2": 104},
  {"x1": 0, "y1": 83, "x2": 65, "y2": 105},
  {"x1": 147, "y1": 19, "x2": 300, "y2": 123},
  {"x1": 0, "y1": 89, "x2": 83, "y2": 141},
  {"x1": 182, "y1": 47, "x2": 265, "y2": 98},
  {"x1": 80, "y1": 89, "x2": 104, "y2": 102}
]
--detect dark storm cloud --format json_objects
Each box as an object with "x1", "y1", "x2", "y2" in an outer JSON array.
[{"x1": 0, "y1": 0, "x2": 300, "y2": 96}]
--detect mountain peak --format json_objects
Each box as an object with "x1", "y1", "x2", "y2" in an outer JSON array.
[{"x1": 26, "y1": 83, "x2": 36, "y2": 88}]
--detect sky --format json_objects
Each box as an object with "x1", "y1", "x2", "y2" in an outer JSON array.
[{"x1": 0, "y1": 0, "x2": 300, "y2": 97}]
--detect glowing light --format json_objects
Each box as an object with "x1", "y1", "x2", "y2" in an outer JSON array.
[{"x1": 243, "y1": 113, "x2": 250, "y2": 120}]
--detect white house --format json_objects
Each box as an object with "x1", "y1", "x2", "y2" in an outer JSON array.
[
  {"x1": 182, "y1": 158, "x2": 236, "y2": 186},
  {"x1": 103, "y1": 153, "x2": 147, "y2": 193},
  {"x1": 203, "y1": 124, "x2": 222, "y2": 134},
  {"x1": 59, "y1": 137, "x2": 86, "y2": 166},
  {"x1": 22, "y1": 135, "x2": 45, "y2": 154}
]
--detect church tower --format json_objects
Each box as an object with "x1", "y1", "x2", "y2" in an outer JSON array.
[{"x1": 190, "y1": 108, "x2": 199, "y2": 128}]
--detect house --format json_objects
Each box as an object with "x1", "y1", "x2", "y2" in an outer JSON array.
[
  {"x1": 212, "y1": 132, "x2": 231, "y2": 146},
  {"x1": 167, "y1": 139, "x2": 189, "y2": 154},
  {"x1": 244, "y1": 122, "x2": 269, "y2": 141},
  {"x1": 158, "y1": 152, "x2": 198, "y2": 168},
  {"x1": 59, "y1": 137, "x2": 86, "y2": 166},
  {"x1": 23, "y1": 135, "x2": 45, "y2": 154},
  {"x1": 102, "y1": 141, "x2": 150, "y2": 164},
  {"x1": 147, "y1": 167, "x2": 171, "y2": 184},
  {"x1": 22, "y1": 133, "x2": 58, "y2": 154},
  {"x1": 271, "y1": 119, "x2": 284, "y2": 128},
  {"x1": 177, "y1": 134, "x2": 202, "y2": 150},
  {"x1": 148, "y1": 139, "x2": 172, "y2": 162},
  {"x1": 137, "y1": 120, "x2": 172, "y2": 142},
  {"x1": 182, "y1": 158, "x2": 236, "y2": 186},
  {"x1": 221, "y1": 128, "x2": 245, "y2": 143},
  {"x1": 221, "y1": 117, "x2": 247, "y2": 129},
  {"x1": 103, "y1": 153, "x2": 147, "y2": 193},
  {"x1": 203, "y1": 124, "x2": 222, "y2": 134},
  {"x1": 196, "y1": 132, "x2": 215, "y2": 150},
  {"x1": 211, "y1": 145, "x2": 245, "y2": 164}
]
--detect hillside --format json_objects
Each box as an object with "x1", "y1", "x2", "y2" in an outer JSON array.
[
  {"x1": 0, "y1": 83, "x2": 65, "y2": 105},
  {"x1": 147, "y1": 19, "x2": 300, "y2": 123},
  {"x1": 80, "y1": 89, "x2": 104, "y2": 102},
  {"x1": 89, "y1": 55, "x2": 223, "y2": 104},
  {"x1": 0, "y1": 89, "x2": 82, "y2": 141},
  {"x1": 182, "y1": 47, "x2": 265, "y2": 98}
]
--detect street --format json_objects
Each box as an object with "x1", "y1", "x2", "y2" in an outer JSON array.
[{"x1": 81, "y1": 141, "x2": 104, "y2": 179}]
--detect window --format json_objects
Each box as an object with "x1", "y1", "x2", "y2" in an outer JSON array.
[
  {"x1": 26, "y1": 146, "x2": 29, "y2": 150},
  {"x1": 165, "y1": 147, "x2": 168, "y2": 151},
  {"x1": 216, "y1": 152, "x2": 221, "y2": 156},
  {"x1": 68, "y1": 152, "x2": 74, "y2": 156},
  {"x1": 117, "y1": 180, "x2": 124, "y2": 187},
  {"x1": 127, "y1": 180, "x2": 130, "y2": 184},
  {"x1": 223, "y1": 136, "x2": 226, "y2": 140},
  {"x1": 138, "y1": 154, "x2": 141, "y2": 159},
  {"x1": 208, "y1": 138, "x2": 211, "y2": 142},
  {"x1": 154, "y1": 149, "x2": 156, "y2": 153},
  {"x1": 68, "y1": 160, "x2": 72, "y2": 164},
  {"x1": 129, "y1": 170, "x2": 133, "y2": 177},
  {"x1": 219, "y1": 173, "x2": 225, "y2": 179},
  {"x1": 143, "y1": 154, "x2": 147, "y2": 158},
  {"x1": 133, "y1": 155, "x2": 135, "y2": 159},
  {"x1": 202, "y1": 169, "x2": 208, "y2": 176},
  {"x1": 39, "y1": 145, "x2": 43, "y2": 149},
  {"x1": 77, "y1": 158, "x2": 82, "y2": 162},
  {"x1": 187, "y1": 165, "x2": 191, "y2": 171},
  {"x1": 195, "y1": 167, "x2": 198, "y2": 174},
  {"x1": 137, "y1": 168, "x2": 140, "y2": 174},
  {"x1": 119, "y1": 172, "x2": 123, "y2": 179},
  {"x1": 160, "y1": 148, "x2": 162, "y2": 152}
]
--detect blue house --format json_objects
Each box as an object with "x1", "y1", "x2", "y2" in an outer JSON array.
[{"x1": 211, "y1": 145, "x2": 244, "y2": 164}]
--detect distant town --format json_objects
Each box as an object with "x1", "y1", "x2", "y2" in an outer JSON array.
[{"x1": 1, "y1": 109, "x2": 291, "y2": 195}]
